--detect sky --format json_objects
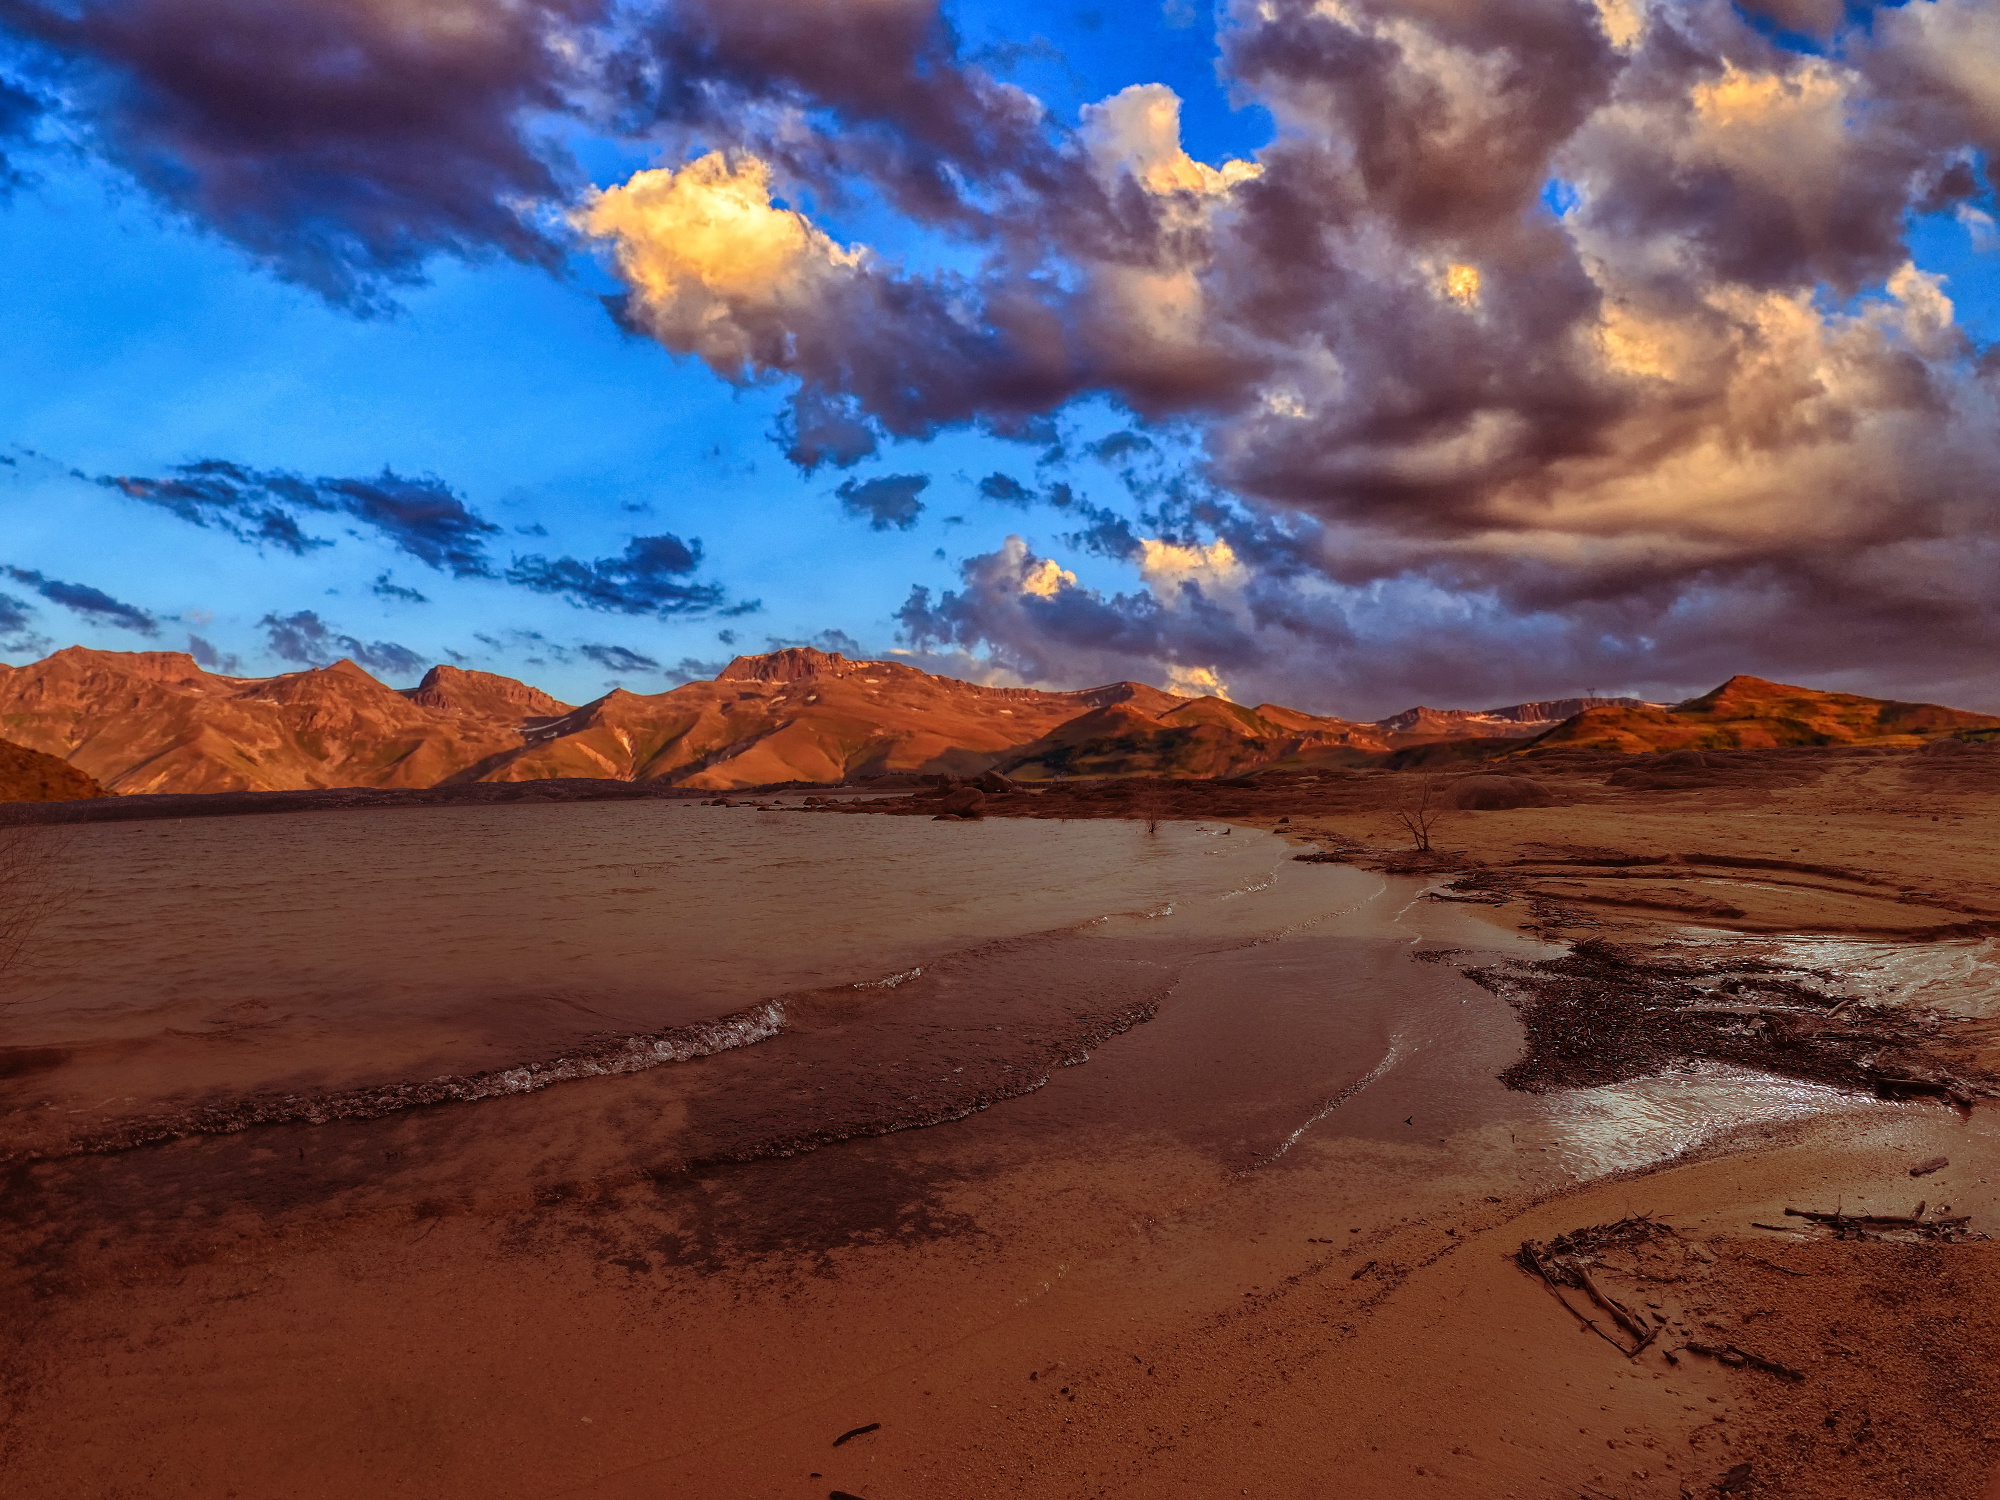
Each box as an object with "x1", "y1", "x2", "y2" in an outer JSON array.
[{"x1": 1, "y1": 0, "x2": 1997, "y2": 720}]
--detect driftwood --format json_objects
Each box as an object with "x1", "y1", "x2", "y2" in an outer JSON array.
[
  {"x1": 1683, "y1": 1341, "x2": 1804, "y2": 1381},
  {"x1": 1910, "y1": 1156, "x2": 1950, "y2": 1178},
  {"x1": 1514, "y1": 1217, "x2": 1673, "y2": 1358},
  {"x1": 1779, "y1": 1204, "x2": 1980, "y2": 1242},
  {"x1": 1742, "y1": 1255, "x2": 1810, "y2": 1277}
]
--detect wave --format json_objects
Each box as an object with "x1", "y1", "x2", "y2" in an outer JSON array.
[
  {"x1": 5, "y1": 998, "x2": 786, "y2": 1167},
  {"x1": 12, "y1": 845, "x2": 1314, "y2": 1172}
]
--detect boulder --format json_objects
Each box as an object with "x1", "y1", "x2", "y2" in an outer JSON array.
[{"x1": 938, "y1": 787, "x2": 987, "y2": 818}]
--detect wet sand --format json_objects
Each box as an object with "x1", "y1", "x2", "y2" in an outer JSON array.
[{"x1": 6, "y1": 748, "x2": 2000, "y2": 1498}]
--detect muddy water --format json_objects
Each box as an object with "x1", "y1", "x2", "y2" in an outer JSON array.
[
  {"x1": 2, "y1": 798, "x2": 1902, "y2": 1215},
  {"x1": 0, "y1": 804, "x2": 1278, "y2": 1150}
]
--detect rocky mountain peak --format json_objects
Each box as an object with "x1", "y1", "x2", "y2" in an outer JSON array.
[
  {"x1": 404, "y1": 664, "x2": 573, "y2": 722},
  {"x1": 717, "y1": 648, "x2": 875, "y2": 683}
]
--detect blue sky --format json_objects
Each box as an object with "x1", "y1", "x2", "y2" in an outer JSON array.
[
  {"x1": 0, "y1": 0, "x2": 1271, "y2": 701},
  {"x1": 2, "y1": 0, "x2": 1997, "y2": 716}
]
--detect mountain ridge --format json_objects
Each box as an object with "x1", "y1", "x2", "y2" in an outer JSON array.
[
  {"x1": 1525, "y1": 674, "x2": 2000, "y2": 753},
  {"x1": 0, "y1": 648, "x2": 1991, "y2": 796}
]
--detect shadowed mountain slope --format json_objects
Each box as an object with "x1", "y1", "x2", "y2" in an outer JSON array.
[{"x1": 0, "y1": 736, "x2": 105, "y2": 802}]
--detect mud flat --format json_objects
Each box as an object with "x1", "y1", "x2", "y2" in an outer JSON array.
[{"x1": 6, "y1": 746, "x2": 2000, "y2": 1498}]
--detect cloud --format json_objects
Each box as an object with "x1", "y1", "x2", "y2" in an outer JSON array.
[
  {"x1": 506, "y1": 534, "x2": 735, "y2": 615},
  {"x1": 314, "y1": 472, "x2": 500, "y2": 576},
  {"x1": 836, "y1": 473, "x2": 929, "y2": 531},
  {"x1": 591, "y1": 0, "x2": 2000, "y2": 710},
  {"x1": 186, "y1": 633, "x2": 240, "y2": 674},
  {"x1": 579, "y1": 152, "x2": 869, "y2": 383},
  {"x1": 105, "y1": 460, "x2": 497, "y2": 574},
  {"x1": 1083, "y1": 431, "x2": 1154, "y2": 465},
  {"x1": 577, "y1": 149, "x2": 1102, "y2": 448},
  {"x1": 0, "y1": 591, "x2": 49, "y2": 654},
  {"x1": 103, "y1": 460, "x2": 329, "y2": 556},
  {"x1": 103, "y1": 459, "x2": 749, "y2": 618},
  {"x1": 766, "y1": 627, "x2": 864, "y2": 654},
  {"x1": 577, "y1": 642, "x2": 660, "y2": 675},
  {"x1": 0, "y1": 73, "x2": 43, "y2": 194},
  {"x1": 372, "y1": 572, "x2": 429, "y2": 604},
  {"x1": 473, "y1": 628, "x2": 570, "y2": 667},
  {"x1": 978, "y1": 472, "x2": 1035, "y2": 506},
  {"x1": 622, "y1": 0, "x2": 1068, "y2": 237},
  {"x1": 0, "y1": 0, "x2": 606, "y2": 304},
  {"x1": 897, "y1": 536, "x2": 1176, "y2": 686},
  {"x1": 21, "y1": 0, "x2": 2000, "y2": 707},
  {"x1": 777, "y1": 388, "x2": 881, "y2": 473},
  {"x1": 663, "y1": 655, "x2": 728, "y2": 685},
  {"x1": 1078, "y1": 82, "x2": 1260, "y2": 198},
  {"x1": 258, "y1": 610, "x2": 424, "y2": 679},
  {"x1": 3, "y1": 565, "x2": 157, "y2": 635}
]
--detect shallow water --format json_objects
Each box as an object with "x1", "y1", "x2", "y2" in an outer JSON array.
[
  {"x1": 1, "y1": 804, "x2": 1277, "y2": 1125},
  {"x1": 0, "y1": 801, "x2": 1923, "y2": 1189}
]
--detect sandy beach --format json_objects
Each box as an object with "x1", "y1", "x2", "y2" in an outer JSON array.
[{"x1": 5, "y1": 746, "x2": 2000, "y2": 1499}]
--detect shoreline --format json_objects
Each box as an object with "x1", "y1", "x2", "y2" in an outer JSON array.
[{"x1": 4, "y1": 752, "x2": 2000, "y2": 1497}]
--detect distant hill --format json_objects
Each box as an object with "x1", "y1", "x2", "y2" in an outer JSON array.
[
  {"x1": 0, "y1": 736, "x2": 105, "y2": 802},
  {"x1": 1525, "y1": 675, "x2": 2000, "y2": 753},
  {"x1": 0, "y1": 650, "x2": 567, "y2": 795},
  {"x1": 1, "y1": 648, "x2": 1976, "y2": 795}
]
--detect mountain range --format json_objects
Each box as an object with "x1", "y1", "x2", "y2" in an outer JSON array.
[{"x1": 0, "y1": 646, "x2": 1993, "y2": 798}]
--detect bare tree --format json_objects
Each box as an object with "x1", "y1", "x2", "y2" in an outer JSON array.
[{"x1": 1391, "y1": 774, "x2": 1450, "y2": 853}]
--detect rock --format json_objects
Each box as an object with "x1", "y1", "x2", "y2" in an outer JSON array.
[
  {"x1": 1442, "y1": 774, "x2": 1559, "y2": 810},
  {"x1": 938, "y1": 788, "x2": 987, "y2": 818},
  {"x1": 972, "y1": 771, "x2": 1017, "y2": 795}
]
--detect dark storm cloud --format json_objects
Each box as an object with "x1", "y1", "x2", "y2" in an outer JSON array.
[
  {"x1": 577, "y1": 642, "x2": 660, "y2": 674},
  {"x1": 619, "y1": 0, "x2": 1078, "y2": 236},
  {"x1": 3, "y1": 565, "x2": 157, "y2": 634},
  {"x1": 0, "y1": 0, "x2": 606, "y2": 303},
  {"x1": 505, "y1": 534, "x2": 734, "y2": 615},
  {"x1": 836, "y1": 473, "x2": 929, "y2": 531},
  {"x1": 258, "y1": 609, "x2": 424, "y2": 678},
  {"x1": 105, "y1": 460, "x2": 498, "y2": 574}
]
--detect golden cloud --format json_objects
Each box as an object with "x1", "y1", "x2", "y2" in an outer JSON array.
[{"x1": 578, "y1": 152, "x2": 864, "y2": 378}]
